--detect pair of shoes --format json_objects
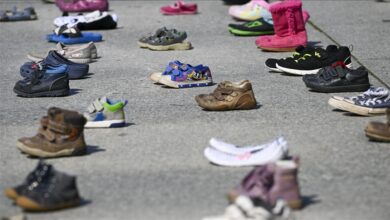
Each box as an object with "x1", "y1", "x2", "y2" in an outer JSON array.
[
  {"x1": 328, "y1": 87, "x2": 390, "y2": 116},
  {"x1": 47, "y1": 25, "x2": 103, "y2": 44},
  {"x1": 54, "y1": 10, "x2": 118, "y2": 30},
  {"x1": 150, "y1": 60, "x2": 213, "y2": 88},
  {"x1": 195, "y1": 80, "x2": 257, "y2": 111},
  {"x1": 4, "y1": 161, "x2": 82, "y2": 212},
  {"x1": 204, "y1": 137, "x2": 288, "y2": 166},
  {"x1": 229, "y1": 0, "x2": 270, "y2": 21},
  {"x1": 265, "y1": 45, "x2": 352, "y2": 75},
  {"x1": 302, "y1": 62, "x2": 370, "y2": 93},
  {"x1": 256, "y1": 0, "x2": 307, "y2": 52},
  {"x1": 138, "y1": 28, "x2": 192, "y2": 51},
  {"x1": 365, "y1": 108, "x2": 390, "y2": 142},
  {"x1": 27, "y1": 42, "x2": 97, "y2": 64},
  {"x1": 22, "y1": 50, "x2": 89, "y2": 79},
  {"x1": 0, "y1": 7, "x2": 37, "y2": 22},
  {"x1": 228, "y1": 156, "x2": 302, "y2": 210},
  {"x1": 84, "y1": 96, "x2": 127, "y2": 128},
  {"x1": 160, "y1": 0, "x2": 198, "y2": 15},
  {"x1": 56, "y1": 0, "x2": 108, "y2": 13},
  {"x1": 16, "y1": 107, "x2": 87, "y2": 158}
]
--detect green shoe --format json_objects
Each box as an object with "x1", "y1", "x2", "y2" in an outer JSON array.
[{"x1": 228, "y1": 18, "x2": 274, "y2": 36}]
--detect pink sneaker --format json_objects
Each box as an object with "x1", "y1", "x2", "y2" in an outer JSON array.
[
  {"x1": 55, "y1": 0, "x2": 109, "y2": 13},
  {"x1": 228, "y1": 0, "x2": 270, "y2": 21},
  {"x1": 160, "y1": 0, "x2": 197, "y2": 15},
  {"x1": 256, "y1": 0, "x2": 307, "y2": 52}
]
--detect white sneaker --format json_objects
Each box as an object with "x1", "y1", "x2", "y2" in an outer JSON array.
[
  {"x1": 209, "y1": 136, "x2": 285, "y2": 155},
  {"x1": 204, "y1": 140, "x2": 288, "y2": 167},
  {"x1": 54, "y1": 11, "x2": 117, "y2": 27}
]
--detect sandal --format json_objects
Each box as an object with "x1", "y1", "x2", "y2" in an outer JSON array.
[
  {"x1": 146, "y1": 29, "x2": 191, "y2": 51},
  {"x1": 160, "y1": 0, "x2": 198, "y2": 15},
  {"x1": 0, "y1": 7, "x2": 37, "y2": 22}
]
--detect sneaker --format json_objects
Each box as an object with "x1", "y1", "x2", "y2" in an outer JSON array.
[
  {"x1": 13, "y1": 70, "x2": 70, "y2": 98},
  {"x1": 14, "y1": 162, "x2": 82, "y2": 211},
  {"x1": 16, "y1": 107, "x2": 87, "y2": 158},
  {"x1": 150, "y1": 60, "x2": 203, "y2": 83},
  {"x1": 365, "y1": 108, "x2": 390, "y2": 142},
  {"x1": 157, "y1": 63, "x2": 212, "y2": 88},
  {"x1": 27, "y1": 42, "x2": 97, "y2": 64},
  {"x1": 54, "y1": 11, "x2": 117, "y2": 30},
  {"x1": 265, "y1": 45, "x2": 316, "y2": 72},
  {"x1": 203, "y1": 139, "x2": 288, "y2": 167},
  {"x1": 302, "y1": 62, "x2": 370, "y2": 93},
  {"x1": 328, "y1": 87, "x2": 390, "y2": 116},
  {"x1": 20, "y1": 61, "x2": 68, "y2": 78},
  {"x1": 84, "y1": 96, "x2": 127, "y2": 128},
  {"x1": 195, "y1": 80, "x2": 257, "y2": 111},
  {"x1": 4, "y1": 160, "x2": 51, "y2": 201},
  {"x1": 209, "y1": 136, "x2": 285, "y2": 155},
  {"x1": 229, "y1": 0, "x2": 270, "y2": 21},
  {"x1": 228, "y1": 18, "x2": 274, "y2": 36},
  {"x1": 275, "y1": 45, "x2": 352, "y2": 75}
]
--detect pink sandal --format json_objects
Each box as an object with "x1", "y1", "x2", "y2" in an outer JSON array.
[{"x1": 160, "y1": 0, "x2": 198, "y2": 15}]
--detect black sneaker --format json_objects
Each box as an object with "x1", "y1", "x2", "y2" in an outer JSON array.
[
  {"x1": 14, "y1": 162, "x2": 81, "y2": 211},
  {"x1": 228, "y1": 18, "x2": 274, "y2": 36},
  {"x1": 77, "y1": 14, "x2": 117, "y2": 30},
  {"x1": 276, "y1": 45, "x2": 352, "y2": 75},
  {"x1": 4, "y1": 161, "x2": 52, "y2": 201},
  {"x1": 13, "y1": 69, "x2": 70, "y2": 97},
  {"x1": 302, "y1": 62, "x2": 370, "y2": 93},
  {"x1": 265, "y1": 46, "x2": 316, "y2": 72}
]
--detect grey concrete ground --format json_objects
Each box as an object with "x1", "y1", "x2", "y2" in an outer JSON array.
[{"x1": 0, "y1": 0, "x2": 389, "y2": 219}]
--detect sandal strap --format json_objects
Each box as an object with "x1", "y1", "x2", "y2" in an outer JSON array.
[
  {"x1": 88, "y1": 98, "x2": 104, "y2": 113},
  {"x1": 54, "y1": 25, "x2": 82, "y2": 38}
]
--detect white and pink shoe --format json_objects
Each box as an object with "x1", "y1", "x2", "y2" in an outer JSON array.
[{"x1": 228, "y1": 0, "x2": 270, "y2": 21}]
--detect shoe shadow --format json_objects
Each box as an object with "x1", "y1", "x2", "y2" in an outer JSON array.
[
  {"x1": 71, "y1": 73, "x2": 94, "y2": 80},
  {"x1": 280, "y1": 72, "x2": 303, "y2": 77},
  {"x1": 301, "y1": 194, "x2": 321, "y2": 209},
  {"x1": 307, "y1": 41, "x2": 322, "y2": 47},
  {"x1": 342, "y1": 112, "x2": 369, "y2": 117},
  {"x1": 69, "y1": 88, "x2": 82, "y2": 96},
  {"x1": 331, "y1": 109, "x2": 347, "y2": 113}
]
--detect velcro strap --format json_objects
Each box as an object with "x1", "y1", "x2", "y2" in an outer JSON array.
[
  {"x1": 38, "y1": 128, "x2": 56, "y2": 142},
  {"x1": 48, "y1": 120, "x2": 71, "y2": 134},
  {"x1": 335, "y1": 66, "x2": 347, "y2": 77}
]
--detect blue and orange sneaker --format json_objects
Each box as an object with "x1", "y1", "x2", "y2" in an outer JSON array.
[{"x1": 84, "y1": 96, "x2": 127, "y2": 128}]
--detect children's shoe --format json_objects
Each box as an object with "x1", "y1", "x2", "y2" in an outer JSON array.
[
  {"x1": 229, "y1": 0, "x2": 270, "y2": 21},
  {"x1": 195, "y1": 80, "x2": 257, "y2": 111},
  {"x1": 84, "y1": 96, "x2": 127, "y2": 128},
  {"x1": 276, "y1": 45, "x2": 352, "y2": 75},
  {"x1": 328, "y1": 87, "x2": 390, "y2": 116},
  {"x1": 46, "y1": 26, "x2": 103, "y2": 44},
  {"x1": 365, "y1": 108, "x2": 390, "y2": 142},
  {"x1": 228, "y1": 18, "x2": 274, "y2": 36},
  {"x1": 0, "y1": 7, "x2": 37, "y2": 22},
  {"x1": 150, "y1": 60, "x2": 193, "y2": 83},
  {"x1": 265, "y1": 45, "x2": 315, "y2": 72},
  {"x1": 256, "y1": 0, "x2": 307, "y2": 52},
  {"x1": 55, "y1": 0, "x2": 108, "y2": 13},
  {"x1": 160, "y1": 0, "x2": 198, "y2": 15},
  {"x1": 157, "y1": 63, "x2": 212, "y2": 88},
  {"x1": 145, "y1": 30, "x2": 191, "y2": 51}
]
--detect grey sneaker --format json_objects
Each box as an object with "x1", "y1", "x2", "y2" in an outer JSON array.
[
  {"x1": 84, "y1": 96, "x2": 127, "y2": 128},
  {"x1": 27, "y1": 42, "x2": 97, "y2": 64}
]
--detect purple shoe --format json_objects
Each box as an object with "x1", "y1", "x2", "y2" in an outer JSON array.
[{"x1": 55, "y1": 0, "x2": 109, "y2": 13}]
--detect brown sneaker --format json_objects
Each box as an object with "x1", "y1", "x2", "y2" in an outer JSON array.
[
  {"x1": 16, "y1": 107, "x2": 87, "y2": 158},
  {"x1": 195, "y1": 80, "x2": 257, "y2": 111},
  {"x1": 365, "y1": 108, "x2": 390, "y2": 142}
]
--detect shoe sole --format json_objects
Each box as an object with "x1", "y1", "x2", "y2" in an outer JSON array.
[
  {"x1": 85, "y1": 120, "x2": 126, "y2": 128},
  {"x1": 304, "y1": 82, "x2": 370, "y2": 93},
  {"x1": 328, "y1": 97, "x2": 387, "y2": 116},
  {"x1": 259, "y1": 46, "x2": 299, "y2": 52},
  {"x1": 16, "y1": 141, "x2": 86, "y2": 158},
  {"x1": 365, "y1": 131, "x2": 390, "y2": 142},
  {"x1": 158, "y1": 77, "x2": 213, "y2": 88},
  {"x1": 150, "y1": 72, "x2": 163, "y2": 83},
  {"x1": 138, "y1": 41, "x2": 149, "y2": 48},
  {"x1": 13, "y1": 88, "x2": 69, "y2": 98},
  {"x1": 276, "y1": 63, "x2": 353, "y2": 75},
  {"x1": 228, "y1": 27, "x2": 274, "y2": 36},
  {"x1": 17, "y1": 196, "x2": 81, "y2": 212},
  {"x1": 4, "y1": 188, "x2": 19, "y2": 201},
  {"x1": 146, "y1": 42, "x2": 192, "y2": 51}
]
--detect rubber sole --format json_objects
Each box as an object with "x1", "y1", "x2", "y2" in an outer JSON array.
[
  {"x1": 146, "y1": 41, "x2": 192, "y2": 51},
  {"x1": 16, "y1": 196, "x2": 81, "y2": 212},
  {"x1": 158, "y1": 76, "x2": 213, "y2": 88},
  {"x1": 4, "y1": 188, "x2": 19, "y2": 201},
  {"x1": 259, "y1": 46, "x2": 298, "y2": 52},
  {"x1": 276, "y1": 63, "x2": 353, "y2": 75},
  {"x1": 16, "y1": 141, "x2": 86, "y2": 158},
  {"x1": 85, "y1": 120, "x2": 126, "y2": 128},
  {"x1": 304, "y1": 82, "x2": 370, "y2": 93},
  {"x1": 328, "y1": 97, "x2": 387, "y2": 116},
  {"x1": 13, "y1": 88, "x2": 69, "y2": 98},
  {"x1": 365, "y1": 131, "x2": 390, "y2": 142},
  {"x1": 150, "y1": 72, "x2": 162, "y2": 83},
  {"x1": 137, "y1": 41, "x2": 149, "y2": 48},
  {"x1": 228, "y1": 27, "x2": 274, "y2": 36}
]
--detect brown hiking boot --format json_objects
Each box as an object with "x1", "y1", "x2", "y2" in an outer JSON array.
[
  {"x1": 365, "y1": 108, "x2": 390, "y2": 142},
  {"x1": 16, "y1": 107, "x2": 87, "y2": 158},
  {"x1": 195, "y1": 80, "x2": 257, "y2": 111}
]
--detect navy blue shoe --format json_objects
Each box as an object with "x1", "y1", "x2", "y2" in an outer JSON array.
[
  {"x1": 20, "y1": 62, "x2": 68, "y2": 78},
  {"x1": 20, "y1": 51, "x2": 89, "y2": 79}
]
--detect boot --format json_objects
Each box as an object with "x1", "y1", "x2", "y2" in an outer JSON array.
[
  {"x1": 268, "y1": 158, "x2": 302, "y2": 209},
  {"x1": 16, "y1": 107, "x2": 87, "y2": 158},
  {"x1": 256, "y1": 0, "x2": 307, "y2": 52},
  {"x1": 365, "y1": 108, "x2": 390, "y2": 142}
]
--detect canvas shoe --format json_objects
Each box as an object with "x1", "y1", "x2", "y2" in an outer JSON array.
[
  {"x1": 209, "y1": 136, "x2": 285, "y2": 155},
  {"x1": 328, "y1": 87, "x2": 390, "y2": 116},
  {"x1": 229, "y1": 0, "x2": 270, "y2": 21},
  {"x1": 84, "y1": 96, "x2": 127, "y2": 128},
  {"x1": 365, "y1": 108, "x2": 390, "y2": 142},
  {"x1": 302, "y1": 62, "x2": 370, "y2": 93},
  {"x1": 204, "y1": 140, "x2": 288, "y2": 167},
  {"x1": 157, "y1": 63, "x2": 212, "y2": 88},
  {"x1": 275, "y1": 45, "x2": 352, "y2": 75}
]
